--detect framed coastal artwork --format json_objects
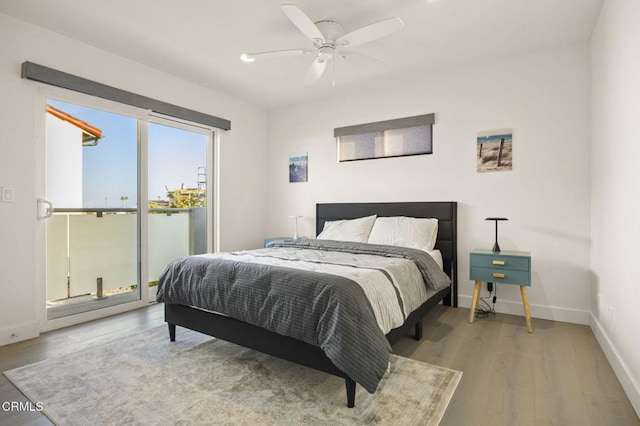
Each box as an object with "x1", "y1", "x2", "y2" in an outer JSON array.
[
  {"x1": 477, "y1": 128, "x2": 513, "y2": 173},
  {"x1": 289, "y1": 153, "x2": 308, "y2": 183}
]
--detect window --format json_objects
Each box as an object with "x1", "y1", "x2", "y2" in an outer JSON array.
[
  {"x1": 38, "y1": 91, "x2": 215, "y2": 328},
  {"x1": 334, "y1": 114, "x2": 434, "y2": 162},
  {"x1": 24, "y1": 62, "x2": 226, "y2": 328}
]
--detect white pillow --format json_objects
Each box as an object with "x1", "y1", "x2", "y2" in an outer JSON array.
[
  {"x1": 368, "y1": 216, "x2": 439, "y2": 252},
  {"x1": 317, "y1": 215, "x2": 377, "y2": 243}
]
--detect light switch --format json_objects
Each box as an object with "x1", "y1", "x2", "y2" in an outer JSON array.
[{"x1": 1, "y1": 187, "x2": 15, "y2": 203}]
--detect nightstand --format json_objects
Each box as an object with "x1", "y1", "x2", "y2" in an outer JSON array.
[
  {"x1": 469, "y1": 249, "x2": 532, "y2": 333},
  {"x1": 263, "y1": 237, "x2": 293, "y2": 248}
]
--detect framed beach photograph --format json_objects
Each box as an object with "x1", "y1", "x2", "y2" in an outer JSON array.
[
  {"x1": 477, "y1": 128, "x2": 513, "y2": 173},
  {"x1": 289, "y1": 153, "x2": 308, "y2": 183}
]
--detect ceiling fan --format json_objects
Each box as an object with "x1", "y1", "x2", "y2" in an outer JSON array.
[{"x1": 240, "y1": 4, "x2": 404, "y2": 86}]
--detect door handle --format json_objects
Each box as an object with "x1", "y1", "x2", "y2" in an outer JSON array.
[{"x1": 37, "y1": 198, "x2": 54, "y2": 220}]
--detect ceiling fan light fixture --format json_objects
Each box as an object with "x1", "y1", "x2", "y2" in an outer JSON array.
[
  {"x1": 240, "y1": 53, "x2": 255, "y2": 63},
  {"x1": 318, "y1": 46, "x2": 335, "y2": 61}
]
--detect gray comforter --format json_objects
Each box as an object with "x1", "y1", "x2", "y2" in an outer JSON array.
[{"x1": 156, "y1": 239, "x2": 451, "y2": 393}]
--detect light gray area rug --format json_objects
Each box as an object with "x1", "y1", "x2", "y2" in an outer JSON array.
[{"x1": 4, "y1": 326, "x2": 461, "y2": 425}]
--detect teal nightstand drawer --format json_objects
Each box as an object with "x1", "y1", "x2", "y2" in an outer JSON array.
[
  {"x1": 470, "y1": 253, "x2": 530, "y2": 271},
  {"x1": 470, "y1": 266, "x2": 531, "y2": 286}
]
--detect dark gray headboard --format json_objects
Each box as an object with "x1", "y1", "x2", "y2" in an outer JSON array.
[{"x1": 316, "y1": 201, "x2": 458, "y2": 306}]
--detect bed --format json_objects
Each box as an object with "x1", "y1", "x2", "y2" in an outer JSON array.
[{"x1": 158, "y1": 201, "x2": 457, "y2": 407}]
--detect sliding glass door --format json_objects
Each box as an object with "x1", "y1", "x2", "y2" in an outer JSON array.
[
  {"x1": 43, "y1": 99, "x2": 140, "y2": 320},
  {"x1": 38, "y1": 91, "x2": 214, "y2": 326},
  {"x1": 147, "y1": 119, "x2": 210, "y2": 300}
]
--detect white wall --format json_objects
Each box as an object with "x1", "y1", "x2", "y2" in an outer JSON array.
[
  {"x1": 266, "y1": 42, "x2": 592, "y2": 325},
  {"x1": 590, "y1": 0, "x2": 640, "y2": 414},
  {"x1": 0, "y1": 13, "x2": 268, "y2": 345}
]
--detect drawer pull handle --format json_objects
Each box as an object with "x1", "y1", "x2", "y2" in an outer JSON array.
[
  {"x1": 493, "y1": 273, "x2": 506, "y2": 278},
  {"x1": 492, "y1": 260, "x2": 505, "y2": 265}
]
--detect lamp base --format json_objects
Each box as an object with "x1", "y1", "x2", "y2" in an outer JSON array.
[{"x1": 492, "y1": 241, "x2": 501, "y2": 253}]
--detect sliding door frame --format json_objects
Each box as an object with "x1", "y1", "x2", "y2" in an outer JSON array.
[{"x1": 35, "y1": 85, "x2": 217, "y2": 332}]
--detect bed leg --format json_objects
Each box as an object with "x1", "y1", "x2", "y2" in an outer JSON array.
[
  {"x1": 345, "y1": 378, "x2": 356, "y2": 408},
  {"x1": 443, "y1": 293, "x2": 452, "y2": 306},
  {"x1": 414, "y1": 321, "x2": 423, "y2": 341},
  {"x1": 168, "y1": 323, "x2": 176, "y2": 342}
]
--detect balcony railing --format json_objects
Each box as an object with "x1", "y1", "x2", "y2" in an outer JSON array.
[{"x1": 46, "y1": 207, "x2": 206, "y2": 305}]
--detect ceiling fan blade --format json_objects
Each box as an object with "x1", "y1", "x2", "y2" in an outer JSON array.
[
  {"x1": 337, "y1": 17, "x2": 404, "y2": 48},
  {"x1": 281, "y1": 4, "x2": 324, "y2": 43},
  {"x1": 338, "y1": 49, "x2": 390, "y2": 69},
  {"x1": 241, "y1": 49, "x2": 308, "y2": 62},
  {"x1": 304, "y1": 58, "x2": 327, "y2": 86}
]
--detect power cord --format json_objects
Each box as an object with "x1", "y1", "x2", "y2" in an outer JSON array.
[{"x1": 475, "y1": 283, "x2": 497, "y2": 318}]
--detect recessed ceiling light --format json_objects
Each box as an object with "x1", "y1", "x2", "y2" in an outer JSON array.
[{"x1": 240, "y1": 53, "x2": 255, "y2": 63}]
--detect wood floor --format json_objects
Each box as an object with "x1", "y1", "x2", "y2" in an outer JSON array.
[
  {"x1": 395, "y1": 306, "x2": 639, "y2": 426},
  {"x1": 1, "y1": 304, "x2": 638, "y2": 425}
]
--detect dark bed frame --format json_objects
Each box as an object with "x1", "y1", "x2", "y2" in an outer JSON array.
[{"x1": 164, "y1": 201, "x2": 457, "y2": 407}]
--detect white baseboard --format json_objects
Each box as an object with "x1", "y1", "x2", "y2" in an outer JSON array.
[
  {"x1": 458, "y1": 294, "x2": 591, "y2": 325},
  {"x1": 0, "y1": 321, "x2": 39, "y2": 347},
  {"x1": 590, "y1": 314, "x2": 640, "y2": 419}
]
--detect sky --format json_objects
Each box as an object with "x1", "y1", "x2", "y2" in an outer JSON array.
[{"x1": 48, "y1": 99, "x2": 207, "y2": 209}]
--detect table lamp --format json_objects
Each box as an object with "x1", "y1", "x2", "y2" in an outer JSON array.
[
  {"x1": 289, "y1": 215, "x2": 302, "y2": 239},
  {"x1": 485, "y1": 217, "x2": 508, "y2": 252}
]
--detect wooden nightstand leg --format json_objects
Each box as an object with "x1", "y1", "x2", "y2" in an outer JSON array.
[
  {"x1": 469, "y1": 281, "x2": 482, "y2": 323},
  {"x1": 520, "y1": 285, "x2": 533, "y2": 333}
]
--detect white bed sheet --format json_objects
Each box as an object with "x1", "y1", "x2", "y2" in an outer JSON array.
[{"x1": 427, "y1": 249, "x2": 443, "y2": 270}]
